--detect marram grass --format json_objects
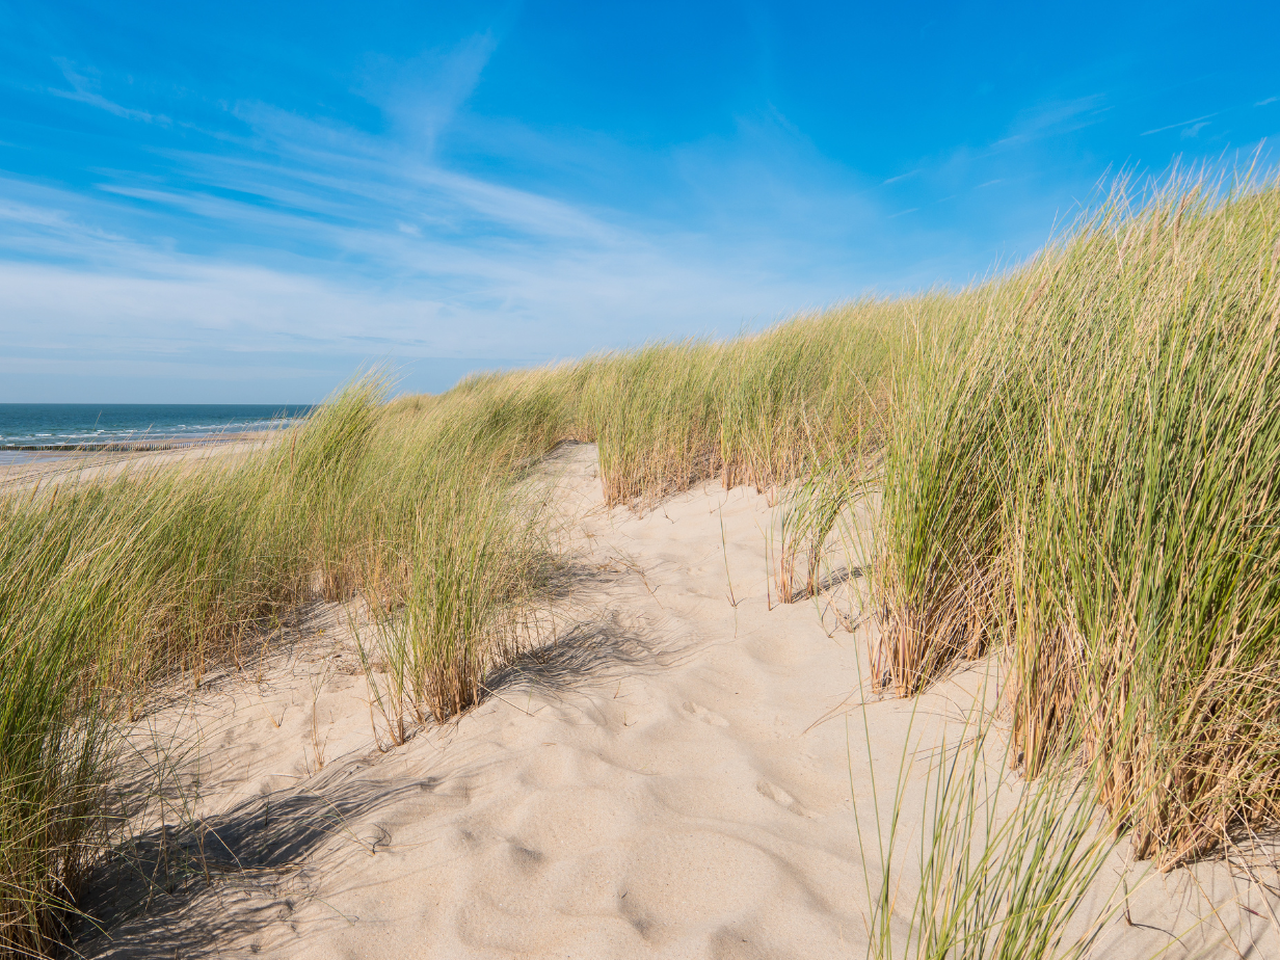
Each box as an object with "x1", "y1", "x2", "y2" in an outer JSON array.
[
  {"x1": 852, "y1": 666, "x2": 1131, "y2": 960},
  {"x1": 867, "y1": 173, "x2": 1280, "y2": 868}
]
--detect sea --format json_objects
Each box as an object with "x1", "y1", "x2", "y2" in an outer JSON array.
[{"x1": 0, "y1": 404, "x2": 314, "y2": 464}]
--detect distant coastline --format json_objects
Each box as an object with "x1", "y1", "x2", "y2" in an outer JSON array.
[
  {"x1": 0, "y1": 403, "x2": 313, "y2": 459},
  {"x1": 1, "y1": 434, "x2": 261, "y2": 453},
  {"x1": 0, "y1": 430, "x2": 276, "y2": 465}
]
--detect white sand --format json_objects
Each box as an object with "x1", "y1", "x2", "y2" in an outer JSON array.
[{"x1": 81, "y1": 443, "x2": 1280, "y2": 958}]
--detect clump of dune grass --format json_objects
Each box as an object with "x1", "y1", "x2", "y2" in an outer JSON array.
[
  {"x1": 576, "y1": 305, "x2": 900, "y2": 506},
  {"x1": 863, "y1": 170, "x2": 1280, "y2": 867},
  {"x1": 1007, "y1": 176, "x2": 1280, "y2": 866},
  {"x1": 0, "y1": 609, "x2": 103, "y2": 957},
  {"x1": 352, "y1": 399, "x2": 557, "y2": 736},
  {"x1": 853, "y1": 665, "x2": 1131, "y2": 960},
  {"x1": 868, "y1": 284, "x2": 1038, "y2": 692}
]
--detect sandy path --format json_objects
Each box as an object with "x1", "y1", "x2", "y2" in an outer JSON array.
[{"x1": 80, "y1": 444, "x2": 1280, "y2": 959}]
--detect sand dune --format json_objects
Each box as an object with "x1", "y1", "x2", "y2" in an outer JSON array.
[{"x1": 80, "y1": 444, "x2": 1280, "y2": 959}]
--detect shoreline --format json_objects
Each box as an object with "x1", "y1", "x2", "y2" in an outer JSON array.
[
  {"x1": 0, "y1": 430, "x2": 281, "y2": 488},
  {"x1": 0, "y1": 427, "x2": 283, "y2": 458}
]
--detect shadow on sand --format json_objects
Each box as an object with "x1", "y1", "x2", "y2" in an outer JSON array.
[{"x1": 75, "y1": 608, "x2": 679, "y2": 958}]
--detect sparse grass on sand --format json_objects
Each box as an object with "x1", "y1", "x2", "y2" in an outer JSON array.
[{"x1": 1, "y1": 170, "x2": 1278, "y2": 956}]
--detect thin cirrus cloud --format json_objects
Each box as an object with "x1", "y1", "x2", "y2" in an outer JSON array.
[
  {"x1": 49, "y1": 57, "x2": 169, "y2": 125},
  {"x1": 1142, "y1": 114, "x2": 1219, "y2": 137}
]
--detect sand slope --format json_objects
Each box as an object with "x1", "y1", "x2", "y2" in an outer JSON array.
[{"x1": 80, "y1": 443, "x2": 1280, "y2": 959}]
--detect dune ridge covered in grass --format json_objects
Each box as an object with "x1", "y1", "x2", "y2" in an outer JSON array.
[
  {"x1": 1, "y1": 171, "x2": 1278, "y2": 956},
  {"x1": 857, "y1": 175, "x2": 1280, "y2": 869}
]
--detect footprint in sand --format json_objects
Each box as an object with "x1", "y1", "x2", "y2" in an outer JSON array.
[
  {"x1": 756, "y1": 780, "x2": 812, "y2": 818},
  {"x1": 681, "y1": 701, "x2": 729, "y2": 726}
]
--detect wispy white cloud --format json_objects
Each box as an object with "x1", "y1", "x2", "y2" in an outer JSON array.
[
  {"x1": 882, "y1": 169, "x2": 920, "y2": 185},
  {"x1": 995, "y1": 95, "x2": 1110, "y2": 147},
  {"x1": 1141, "y1": 113, "x2": 1217, "y2": 136},
  {"x1": 49, "y1": 57, "x2": 170, "y2": 124},
  {"x1": 365, "y1": 33, "x2": 498, "y2": 151}
]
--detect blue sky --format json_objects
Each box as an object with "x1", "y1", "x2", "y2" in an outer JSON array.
[{"x1": 1, "y1": 1, "x2": 1278, "y2": 402}]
